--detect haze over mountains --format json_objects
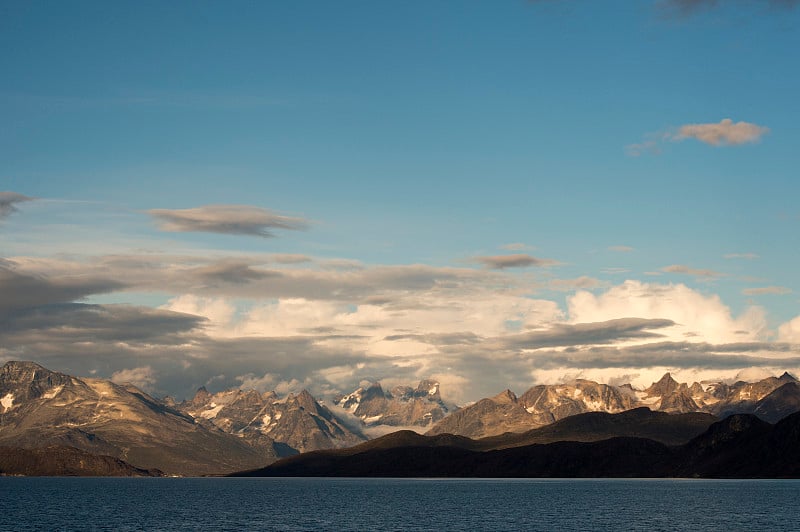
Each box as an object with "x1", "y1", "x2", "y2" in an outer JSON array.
[{"x1": 2, "y1": 360, "x2": 799, "y2": 477}]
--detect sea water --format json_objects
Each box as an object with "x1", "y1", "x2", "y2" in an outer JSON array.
[{"x1": 2, "y1": 477, "x2": 799, "y2": 531}]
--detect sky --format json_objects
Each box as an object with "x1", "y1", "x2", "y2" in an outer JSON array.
[{"x1": 1, "y1": 0, "x2": 799, "y2": 404}]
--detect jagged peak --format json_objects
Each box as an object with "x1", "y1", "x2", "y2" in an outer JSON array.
[
  {"x1": 192, "y1": 386, "x2": 210, "y2": 397},
  {"x1": 416, "y1": 379, "x2": 439, "y2": 392},
  {"x1": 491, "y1": 389, "x2": 517, "y2": 404},
  {"x1": 291, "y1": 389, "x2": 321, "y2": 411},
  {"x1": 779, "y1": 371, "x2": 797, "y2": 382},
  {"x1": 657, "y1": 372, "x2": 676, "y2": 383},
  {"x1": 646, "y1": 372, "x2": 680, "y2": 396}
]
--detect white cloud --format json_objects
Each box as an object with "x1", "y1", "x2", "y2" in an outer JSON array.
[
  {"x1": 778, "y1": 316, "x2": 800, "y2": 343},
  {"x1": 235, "y1": 371, "x2": 309, "y2": 394},
  {"x1": 628, "y1": 118, "x2": 769, "y2": 156},
  {"x1": 567, "y1": 280, "x2": 767, "y2": 344},
  {"x1": 162, "y1": 295, "x2": 237, "y2": 336},
  {"x1": 111, "y1": 366, "x2": 157, "y2": 391},
  {"x1": 673, "y1": 118, "x2": 769, "y2": 146}
]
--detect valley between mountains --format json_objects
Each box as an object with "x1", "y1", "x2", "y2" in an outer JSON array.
[{"x1": 1, "y1": 360, "x2": 799, "y2": 477}]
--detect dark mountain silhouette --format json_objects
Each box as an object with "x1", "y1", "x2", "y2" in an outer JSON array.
[{"x1": 235, "y1": 411, "x2": 800, "y2": 478}]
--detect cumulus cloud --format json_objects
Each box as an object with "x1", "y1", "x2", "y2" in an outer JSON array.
[
  {"x1": 0, "y1": 192, "x2": 34, "y2": 220},
  {"x1": 778, "y1": 316, "x2": 800, "y2": 343},
  {"x1": 111, "y1": 366, "x2": 157, "y2": 391},
  {"x1": 673, "y1": 118, "x2": 769, "y2": 146},
  {"x1": 742, "y1": 286, "x2": 792, "y2": 296},
  {"x1": 148, "y1": 204, "x2": 309, "y2": 237},
  {"x1": 474, "y1": 254, "x2": 558, "y2": 270},
  {"x1": 236, "y1": 372, "x2": 310, "y2": 395},
  {"x1": 5, "y1": 248, "x2": 797, "y2": 404},
  {"x1": 567, "y1": 280, "x2": 767, "y2": 344}
]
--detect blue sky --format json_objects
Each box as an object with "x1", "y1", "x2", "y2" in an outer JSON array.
[{"x1": 1, "y1": 0, "x2": 799, "y2": 401}]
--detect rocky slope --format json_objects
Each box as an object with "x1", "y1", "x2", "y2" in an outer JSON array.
[
  {"x1": 0, "y1": 445, "x2": 163, "y2": 477},
  {"x1": 180, "y1": 386, "x2": 365, "y2": 454},
  {"x1": 0, "y1": 361, "x2": 271, "y2": 476},
  {"x1": 333, "y1": 379, "x2": 455, "y2": 429},
  {"x1": 424, "y1": 390, "x2": 537, "y2": 439}
]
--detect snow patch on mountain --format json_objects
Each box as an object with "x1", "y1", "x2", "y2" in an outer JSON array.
[
  {"x1": 199, "y1": 404, "x2": 224, "y2": 419},
  {"x1": 1, "y1": 393, "x2": 14, "y2": 411},
  {"x1": 42, "y1": 386, "x2": 63, "y2": 399}
]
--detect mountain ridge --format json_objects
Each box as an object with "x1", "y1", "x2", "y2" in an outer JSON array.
[{"x1": 236, "y1": 411, "x2": 800, "y2": 478}]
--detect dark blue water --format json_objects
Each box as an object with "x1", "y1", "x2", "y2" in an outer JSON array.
[{"x1": 2, "y1": 478, "x2": 799, "y2": 531}]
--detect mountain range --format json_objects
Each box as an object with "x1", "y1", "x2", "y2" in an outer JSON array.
[
  {"x1": 2, "y1": 360, "x2": 800, "y2": 477},
  {"x1": 0, "y1": 361, "x2": 363, "y2": 476},
  {"x1": 425, "y1": 371, "x2": 800, "y2": 439},
  {"x1": 178, "y1": 386, "x2": 365, "y2": 454},
  {"x1": 332, "y1": 379, "x2": 455, "y2": 430}
]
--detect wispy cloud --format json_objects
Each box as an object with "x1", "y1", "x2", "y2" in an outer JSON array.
[
  {"x1": 601, "y1": 267, "x2": 631, "y2": 275},
  {"x1": 660, "y1": 0, "x2": 800, "y2": 17},
  {"x1": 474, "y1": 254, "x2": 558, "y2": 270},
  {"x1": 661, "y1": 264, "x2": 725, "y2": 278},
  {"x1": 500, "y1": 243, "x2": 534, "y2": 251},
  {"x1": 148, "y1": 204, "x2": 309, "y2": 237},
  {"x1": 0, "y1": 192, "x2": 34, "y2": 220},
  {"x1": 548, "y1": 276, "x2": 605, "y2": 292},
  {"x1": 725, "y1": 252, "x2": 759, "y2": 260},
  {"x1": 608, "y1": 245, "x2": 634, "y2": 253},
  {"x1": 627, "y1": 118, "x2": 769, "y2": 156},
  {"x1": 742, "y1": 286, "x2": 792, "y2": 296}
]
